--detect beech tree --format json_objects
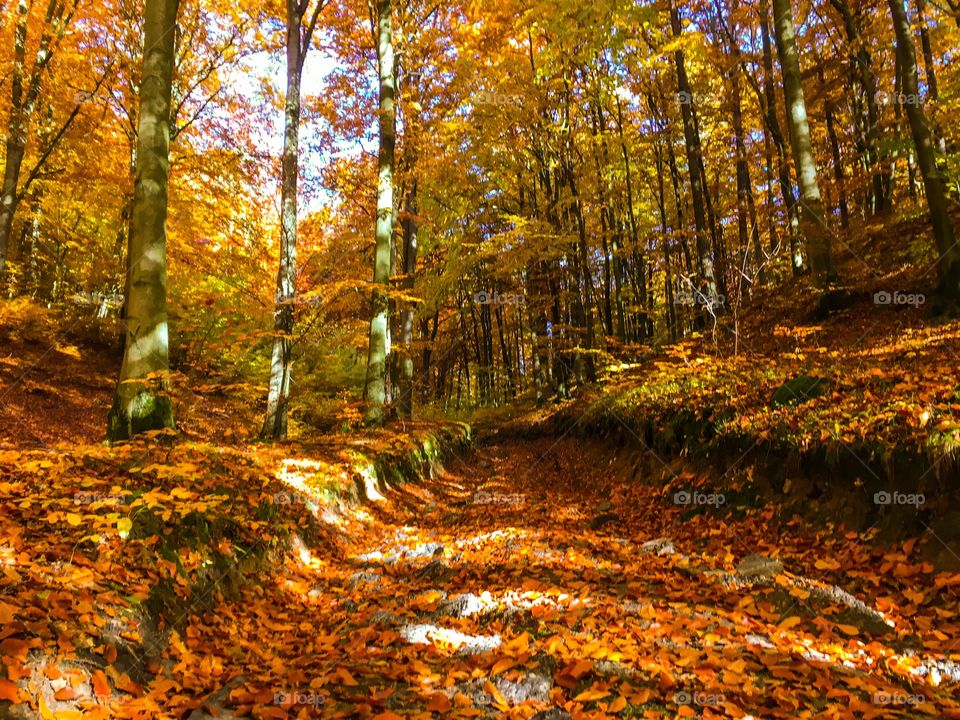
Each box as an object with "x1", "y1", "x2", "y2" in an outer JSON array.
[
  {"x1": 363, "y1": 0, "x2": 395, "y2": 425},
  {"x1": 261, "y1": 0, "x2": 327, "y2": 439},
  {"x1": 107, "y1": 0, "x2": 181, "y2": 439},
  {"x1": 771, "y1": 0, "x2": 837, "y2": 286},
  {"x1": 887, "y1": 0, "x2": 960, "y2": 302}
]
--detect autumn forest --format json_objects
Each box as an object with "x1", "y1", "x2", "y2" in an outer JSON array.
[{"x1": 1, "y1": 0, "x2": 960, "y2": 716}]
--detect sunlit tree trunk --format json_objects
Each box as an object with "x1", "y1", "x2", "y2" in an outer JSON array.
[
  {"x1": 772, "y1": 0, "x2": 837, "y2": 286},
  {"x1": 262, "y1": 0, "x2": 326, "y2": 438},
  {"x1": 888, "y1": 0, "x2": 960, "y2": 301},
  {"x1": 107, "y1": 0, "x2": 181, "y2": 440},
  {"x1": 363, "y1": 0, "x2": 395, "y2": 424},
  {"x1": 760, "y1": 12, "x2": 803, "y2": 274}
]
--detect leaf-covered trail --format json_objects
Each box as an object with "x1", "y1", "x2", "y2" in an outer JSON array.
[{"x1": 162, "y1": 437, "x2": 960, "y2": 719}]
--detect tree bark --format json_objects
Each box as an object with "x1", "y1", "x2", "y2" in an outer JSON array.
[
  {"x1": 397, "y1": 179, "x2": 418, "y2": 418},
  {"x1": 107, "y1": 0, "x2": 181, "y2": 440},
  {"x1": 772, "y1": 0, "x2": 837, "y2": 286},
  {"x1": 261, "y1": 0, "x2": 325, "y2": 437},
  {"x1": 670, "y1": 0, "x2": 718, "y2": 305},
  {"x1": 888, "y1": 0, "x2": 960, "y2": 300},
  {"x1": 363, "y1": 0, "x2": 396, "y2": 424},
  {"x1": 760, "y1": 12, "x2": 803, "y2": 274}
]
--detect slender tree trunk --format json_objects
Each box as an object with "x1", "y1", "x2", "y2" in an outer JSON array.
[
  {"x1": 819, "y1": 66, "x2": 850, "y2": 229},
  {"x1": 914, "y1": 0, "x2": 945, "y2": 154},
  {"x1": 670, "y1": 1, "x2": 717, "y2": 304},
  {"x1": 107, "y1": 0, "x2": 180, "y2": 440},
  {"x1": 831, "y1": 0, "x2": 886, "y2": 215},
  {"x1": 772, "y1": 0, "x2": 837, "y2": 286},
  {"x1": 262, "y1": 0, "x2": 305, "y2": 438},
  {"x1": 363, "y1": 0, "x2": 396, "y2": 424},
  {"x1": 397, "y1": 179, "x2": 418, "y2": 418},
  {"x1": 760, "y1": 12, "x2": 803, "y2": 274},
  {"x1": 889, "y1": 0, "x2": 960, "y2": 300},
  {"x1": 730, "y1": 40, "x2": 767, "y2": 286}
]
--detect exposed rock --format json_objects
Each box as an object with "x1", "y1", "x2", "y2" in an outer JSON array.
[
  {"x1": 348, "y1": 570, "x2": 382, "y2": 587},
  {"x1": 438, "y1": 593, "x2": 486, "y2": 618},
  {"x1": 640, "y1": 537, "x2": 676, "y2": 555},
  {"x1": 451, "y1": 673, "x2": 552, "y2": 707},
  {"x1": 736, "y1": 554, "x2": 784, "y2": 579},
  {"x1": 399, "y1": 623, "x2": 501, "y2": 654},
  {"x1": 531, "y1": 709, "x2": 573, "y2": 720},
  {"x1": 403, "y1": 542, "x2": 445, "y2": 559}
]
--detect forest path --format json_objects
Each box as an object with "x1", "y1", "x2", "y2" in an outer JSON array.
[{"x1": 175, "y1": 438, "x2": 960, "y2": 719}]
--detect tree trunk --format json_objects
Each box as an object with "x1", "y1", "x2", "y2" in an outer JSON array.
[
  {"x1": 772, "y1": 0, "x2": 837, "y2": 286},
  {"x1": 397, "y1": 180, "x2": 418, "y2": 418},
  {"x1": 106, "y1": 0, "x2": 180, "y2": 440},
  {"x1": 760, "y1": 12, "x2": 803, "y2": 274},
  {"x1": 830, "y1": 0, "x2": 887, "y2": 215},
  {"x1": 670, "y1": 0, "x2": 717, "y2": 304},
  {"x1": 262, "y1": 0, "x2": 307, "y2": 439},
  {"x1": 888, "y1": 0, "x2": 960, "y2": 300},
  {"x1": 363, "y1": 0, "x2": 396, "y2": 424},
  {"x1": 819, "y1": 65, "x2": 850, "y2": 229}
]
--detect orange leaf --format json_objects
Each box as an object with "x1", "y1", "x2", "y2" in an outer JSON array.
[
  {"x1": 0, "y1": 602, "x2": 15, "y2": 624},
  {"x1": 426, "y1": 692, "x2": 451, "y2": 712},
  {"x1": 91, "y1": 669, "x2": 111, "y2": 700},
  {"x1": 0, "y1": 679, "x2": 20, "y2": 702}
]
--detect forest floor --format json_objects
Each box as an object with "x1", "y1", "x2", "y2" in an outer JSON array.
[{"x1": 2, "y1": 429, "x2": 960, "y2": 719}]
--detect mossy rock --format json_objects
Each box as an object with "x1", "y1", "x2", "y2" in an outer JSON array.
[{"x1": 770, "y1": 375, "x2": 831, "y2": 408}]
